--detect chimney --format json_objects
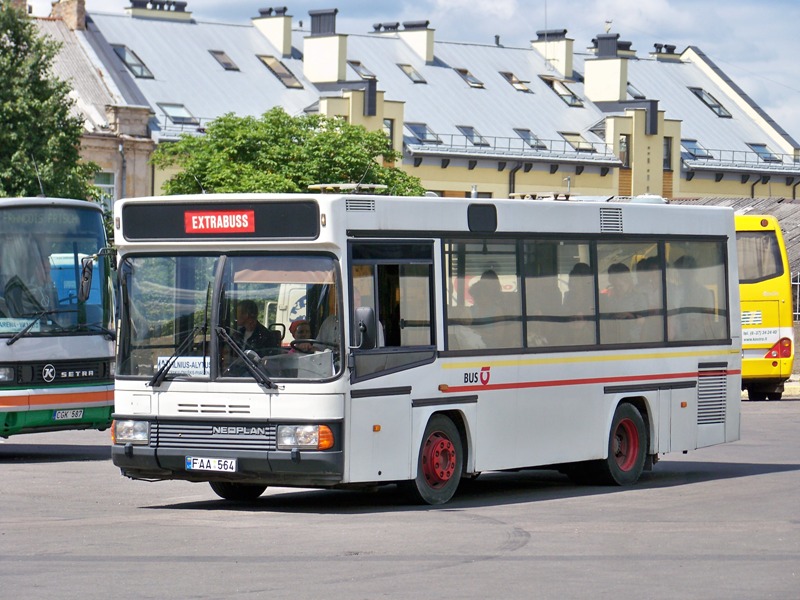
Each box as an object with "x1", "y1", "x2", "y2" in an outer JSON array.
[
  {"x1": 253, "y1": 7, "x2": 292, "y2": 57},
  {"x1": 651, "y1": 43, "x2": 682, "y2": 62},
  {"x1": 125, "y1": 1, "x2": 193, "y2": 22},
  {"x1": 584, "y1": 33, "x2": 628, "y2": 102},
  {"x1": 303, "y1": 9, "x2": 347, "y2": 83},
  {"x1": 531, "y1": 29, "x2": 573, "y2": 79},
  {"x1": 398, "y1": 20, "x2": 434, "y2": 64},
  {"x1": 50, "y1": 0, "x2": 86, "y2": 31}
]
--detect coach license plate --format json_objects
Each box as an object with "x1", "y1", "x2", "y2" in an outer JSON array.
[
  {"x1": 185, "y1": 456, "x2": 237, "y2": 472},
  {"x1": 53, "y1": 409, "x2": 84, "y2": 420}
]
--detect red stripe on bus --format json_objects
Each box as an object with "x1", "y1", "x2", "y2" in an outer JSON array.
[
  {"x1": 0, "y1": 390, "x2": 114, "y2": 409},
  {"x1": 443, "y1": 370, "x2": 741, "y2": 394}
]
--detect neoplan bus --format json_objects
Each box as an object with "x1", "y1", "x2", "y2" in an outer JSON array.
[
  {"x1": 0, "y1": 198, "x2": 115, "y2": 437},
  {"x1": 735, "y1": 214, "x2": 793, "y2": 401},
  {"x1": 111, "y1": 193, "x2": 741, "y2": 505}
]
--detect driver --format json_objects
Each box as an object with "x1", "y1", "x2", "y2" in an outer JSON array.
[{"x1": 288, "y1": 319, "x2": 315, "y2": 353}]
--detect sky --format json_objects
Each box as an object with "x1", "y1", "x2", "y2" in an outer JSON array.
[{"x1": 29, "y1": 0, "x2": 800, "y2": 143}]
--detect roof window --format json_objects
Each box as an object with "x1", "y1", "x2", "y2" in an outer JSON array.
[
  {"x1": 455, "y1": 68, "x2": 484, "y2": 88},
  {"x1": 209, "y1": 50, "x2": 239, "y2": 71},
  {"x1": 747, "y1": 143, "x2": 782, "y2": 163},
  {"x1": 111, "y1": 45, "x2": 153, "y2": 79},
  {"x1": 681, "y1": 139, "x2": 714, "y2": 159},
  {"x1": 258, "y1": 55, "x2": 303, "y2": 89},
  {"x1": 398, "y1": 63, "x2": 426, "y2": 83},
  {"x1": 689, "y1": 87, "x2": 731, "y2": 118},
  {"x1": 541, "y1": 76, "x2": 583, "y2": 107},
  {"x1": 561, "y1": 132, "x2": 596, "y2": 152},
  {"x1": 348, "y1": 60, "x2": 376, "y2": 80},
  {"x1": 514, "y1": 128, "x2": 547, "y2": 150},
  {"x1": 457, "y1": 125, "x2": 490, "y2": 147},
  {"x1": 158, "y1": 103, "x2": 199, "y2": 126},
  {"x1": 405, "y1": 123, "x2": 441, "y2": 144},
  {"x1": 500, "y1": 72, "x2": 531, "y2": 93}
]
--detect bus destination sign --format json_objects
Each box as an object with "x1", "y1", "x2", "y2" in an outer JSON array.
[
  {"x1": 185, "y1": 210, "x2": 255, "y2": 234},
  {"x1": 121, "y1": 201, "x2": 319, "y2": 240}
]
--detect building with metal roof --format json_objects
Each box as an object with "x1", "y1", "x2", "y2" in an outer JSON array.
[{"x1": 33, "y1": 0, "x2": 800, "y2": 204}]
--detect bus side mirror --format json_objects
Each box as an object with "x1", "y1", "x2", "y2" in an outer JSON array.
[
  {"x1": 78, "y1": 257, "x2": 94, "y2": 303},
  {"x1": 354, "y1": 306, "x2": 377, "y2": 350}
]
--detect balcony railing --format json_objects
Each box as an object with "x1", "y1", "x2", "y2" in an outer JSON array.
[
  {"x1": 683, "y1": 148, "x2": 800, "y2": 174},
  {"x1": 404, "y1": 133, "x2": 620, "y2": 164}
]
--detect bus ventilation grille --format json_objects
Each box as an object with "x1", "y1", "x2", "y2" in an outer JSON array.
[
  {"x1": 151, "y1": 421, "x2": 277, "y2": 451},
  {"x1": 697, "y1": 369, "x2": 726, "y2": 425},
  {"x1": 599, "y1": 207, "x2": 623, "y2": 232},
  {"x1": 176, "y1": 403, "x2": 251, "y2": 415},
  {"x1": 346, "y1": 197, "x2": 376, "y2": 212}
]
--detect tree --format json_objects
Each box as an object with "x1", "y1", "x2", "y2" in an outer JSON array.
[
  {"x1": 0, "y1": 4, "x2": 99, "y2": 199},
  {"x1": 151, "y1": 107, "x2": 426, "y2": 196}
]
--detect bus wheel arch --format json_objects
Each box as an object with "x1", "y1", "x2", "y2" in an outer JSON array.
[{"x1": 401, "y1": 412, "x2": 466, "y2": 505}]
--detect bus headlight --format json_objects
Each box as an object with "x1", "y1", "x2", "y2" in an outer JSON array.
[
  {"x1": 277, "y1": 425, "x2": 334, "y2": 450},
  {"x1": 113, "y1": 419, "x2": 150, "y2": 445},
  {"x1": 0, "y1": 367, "x2": 15, "y2": 382}
]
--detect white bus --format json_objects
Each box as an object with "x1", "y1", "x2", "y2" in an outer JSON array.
[
  {"x1": 111, "y1": 193, "x2": 741, "y2": 504},
  {"x1": 0, "y1": 198, "x2": 115, "y2": 437}
]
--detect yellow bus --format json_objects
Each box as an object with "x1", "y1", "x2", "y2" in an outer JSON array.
[{"x1": 736, "y1": 214, "x2": 794, "y2": 401}]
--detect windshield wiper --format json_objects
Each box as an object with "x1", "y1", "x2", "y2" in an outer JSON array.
[
  {"x1": 148, "y1": 325, "x2": 204, "y2": 388},
  {"x1": 215, "y1": 326, "x2": 276, "y2": 389},
  {"x1": 6, "y1": 309, "x2": 68, "y2": 346},
  {"x1": 81, "y1": 322, "x2": 117, "y2": 341}
]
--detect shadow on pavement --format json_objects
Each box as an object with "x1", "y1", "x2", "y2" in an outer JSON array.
[
  {"x1": 145, "y1": 458, "x2": 800, "y2": 514},
  {"x1": 0, "y1": 442, "x2": 111, "y2": 463}
]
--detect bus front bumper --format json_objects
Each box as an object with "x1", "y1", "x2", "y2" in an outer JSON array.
[{"x1": 112, "y1": 444, "x2": 344, "y2": 487}]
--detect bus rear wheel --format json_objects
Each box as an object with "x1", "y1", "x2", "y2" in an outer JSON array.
[
  {"x1": 598, "y1": 403, "x2": 647, "y2": 485},
  {"x1": 401, "y1": 415, "x2": 463, "y2": 505},
  {"x1": 209, "y1": 481, "x2": 267, "y2": 501}
]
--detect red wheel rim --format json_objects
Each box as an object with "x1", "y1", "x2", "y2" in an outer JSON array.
[
  {"x1": 421, "y1": 431, "x2": 456, "y2": 488},
  {"x1": 613, "y1": 417, "x2": 639, "y2": 472}
]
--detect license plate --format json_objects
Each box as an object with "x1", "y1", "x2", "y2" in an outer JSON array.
[
  {"x1": 53, "y1": 409, "x2": 84, "y2": 420},
  {"x1": 185, "y1": 456, "x2": 237, "y2": 472}
]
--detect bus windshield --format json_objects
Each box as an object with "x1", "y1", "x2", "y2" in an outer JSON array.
[
  {"x1": 737, "y1": 229, "x2": 783, "y2": 283},
  {"x1": 0, "y1": 206, "x2": 111, "y2": 337},
  {"x1": 118, "y1": 254, "x2": 342, "y2": 382}
]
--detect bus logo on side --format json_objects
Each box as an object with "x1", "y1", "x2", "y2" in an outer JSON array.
[{"x1": 464, "y1": 366, "x2": 491, "y2": 385}]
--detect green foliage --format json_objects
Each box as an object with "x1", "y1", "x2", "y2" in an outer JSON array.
[
  {"x1": 0, "y1": 4, "x2": 99, "y2": 200},
  {"x1": 151, "y1": 107, "x2": 426, "y2": 196}
]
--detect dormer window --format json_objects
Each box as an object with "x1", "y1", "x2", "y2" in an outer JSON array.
[
  {"x1": 500, "y1": 71, "x2": 531, "y2": 93},
  {"x1": 258, "y1": 55, "x2": 303, "y2": 89},
  {"x1": 561, "y1": 132, "x2": 595, "y2": 152},
  {"x1": 514, "y1": 128, "x2": 547, "y2": 150},
  {"x1": 112, "y1": 45, "x2": 153, "y2": 79},
  {"x1": 689, "y1": 87, "x2": 731, "y2": 117},
  {"x1": 541, "y1": 76, "x2": 583, "y2": 107},
  {"x1": 209, "y1": 50, "x2": 239, "y2": 71},
  {"x1": 457, "y1": 126, "x2": 490, "y2": 147},
  {"x1": 681, "y1": 139, "x2": 714, "y2": 159},
  {"x1": 455, "y1": 68, "x2": 484, "y2": 88},
  {"x1": 158, "y1": 103, "x2": 199, "y2": 126},
  {"x1": 747, "y1": 143, "x2": 782, "y2": 163},
  {"x1": 348, "y1": 60, "x2": 376, "y2": 80},
  {"x1": 398, "y1": 64, "x2": 426, "y2": 83},
  {"x1": 405, "y1": 122, "x2": 441, "y2": 144}
]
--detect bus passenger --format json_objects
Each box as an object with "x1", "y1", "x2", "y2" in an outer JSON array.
[
  {"x1": 601, "y1": 262, "x2": 644, "y2": 344},
  {"x1": 562, "y1": 262, "x2": 595, "y2": 344},
  {"x1": 288, "y1": 319, "x2": 315, "y2": 353}
]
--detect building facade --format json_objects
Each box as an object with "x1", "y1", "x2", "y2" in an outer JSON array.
[{"x1": 34, "y1": 0, "x2": 800, "y2": 204}]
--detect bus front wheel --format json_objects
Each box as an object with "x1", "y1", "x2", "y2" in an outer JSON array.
[
  {"x1": 401, "y1": 415, "x2": 463, "y2": 505},
  {"x1": 209, "y1": 481, "x2": 267, "y2": 501}
]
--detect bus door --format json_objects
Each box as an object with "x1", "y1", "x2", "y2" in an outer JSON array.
[{"x1": 346, "y1": 241, "x2": 437, "y2": 483}]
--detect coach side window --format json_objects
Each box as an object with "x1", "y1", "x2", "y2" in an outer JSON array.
[
  {"x1": 666, "y1": 241, "x2": 729, "y2": 342},
  {"x1": 444, "y1": 239, "x2": 523, "y2": 350}
]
